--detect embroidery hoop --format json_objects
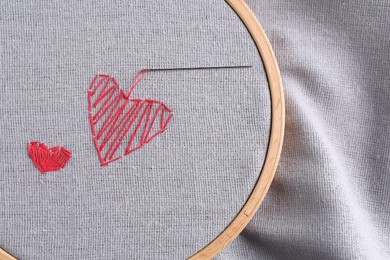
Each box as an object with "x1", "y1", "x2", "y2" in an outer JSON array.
[
  {"x1": 189, "y1": 0, "x2": 285, "y2": 258},
  {"x1": 0, "y1": 0, "x2": 284, "y2": 259}
]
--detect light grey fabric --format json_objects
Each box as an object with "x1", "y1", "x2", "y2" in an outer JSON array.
[
  {"x1": 1, "y1": 0, "x2": 389, "y2": 259},
  {"x1": 0, "y1": 1, "x2": 271, "y2": 259},
  {"x1": 218, "y1": 0, "x2": 390, "y2": 259}
]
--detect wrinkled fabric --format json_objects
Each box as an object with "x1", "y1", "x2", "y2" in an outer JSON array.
[
  {"x1": 218, "y1": 1, "x2": 390, "y2": 259},
  {"x1": 0, "y1": 0, "x2": 389, "y2": 259}
]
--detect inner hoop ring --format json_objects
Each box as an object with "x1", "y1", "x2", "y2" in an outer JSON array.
[{"x1": 189, "y1": 0, "x2": 285, "y2": 258}]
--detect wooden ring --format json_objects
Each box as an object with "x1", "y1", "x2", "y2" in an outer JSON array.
[
  {"x1": 189, "y1": 0, "x2": 285, "y2": 258},
  {"x1": 0, "y1": 0, "x2": 284, "y2": 259}
]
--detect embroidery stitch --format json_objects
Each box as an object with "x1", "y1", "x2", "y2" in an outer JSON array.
[
  {"x1": 27, "y1": 142, "x2": 72, "y2": 174},
  {"x1": 88, "y1": 70, "x2": 173, "y2": 166}
]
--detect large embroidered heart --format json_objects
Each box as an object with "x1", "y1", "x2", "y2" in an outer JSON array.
[
  {"x1": 27, "y1": 142, "x2": 72, "y2": 174},
  {"x1": 88, "y1": 70, "x2": 173, "y2": 166}
]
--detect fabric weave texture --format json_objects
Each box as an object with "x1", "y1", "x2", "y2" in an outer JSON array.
[
  {"x1": 0, "y1": 1, "x2": 271, "y2": 259},
  {"x1": 1, "y1": 0, "x2": 389, "y2": 259}
]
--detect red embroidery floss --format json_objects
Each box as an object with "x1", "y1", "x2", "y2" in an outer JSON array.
[
  {"x1": 27, "y1": 142, "x2": 72, "y2": 174},
  {"x1": 88, "y1": 70, "x2": 173, "y2": 166}
]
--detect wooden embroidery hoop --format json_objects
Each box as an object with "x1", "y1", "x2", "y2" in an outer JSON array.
[
  {"x1": 0, "y1": 0, "x2": 284, "y2": 259},
  {"x1": 189, "y1": 0, "x2": 285, "y2": 258}
]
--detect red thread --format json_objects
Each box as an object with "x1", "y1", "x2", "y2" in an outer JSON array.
[
  {"x1": 27, "y1": 142, "x2": 72, "y2": 174},
  {"x1": 88, "y1": 70, "x2": 173, "y2": 166}
]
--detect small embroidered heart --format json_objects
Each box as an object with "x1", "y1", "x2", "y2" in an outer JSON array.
[
  {"x1": 27, "y1": 142, "x2": 72, "y2": 174},
  {"x1": 88, "y1": 70, "x2": 173, "y2": 166}
]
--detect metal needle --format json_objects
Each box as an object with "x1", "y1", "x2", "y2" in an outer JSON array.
[{"x1": 147, "y1": 65, "x2": 252, "y2": 72}]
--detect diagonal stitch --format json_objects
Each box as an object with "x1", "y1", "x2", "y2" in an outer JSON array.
[
  {"x1": 27, "y1": 142, "x2": 72, "y2": 174},
  {"x1": 88, "y1": 70, "x2": 173, "y2": 166}
]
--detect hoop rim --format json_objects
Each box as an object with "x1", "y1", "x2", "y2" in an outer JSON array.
[{"x1": 189, "y1": 0, "x2": 285, "y2": 258}]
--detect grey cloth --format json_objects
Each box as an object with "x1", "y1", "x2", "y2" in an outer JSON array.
[
  {"x1": 1, "y1": 0, "x2": 389, "y2": 260},
  {"x1": 218, "y1": 0, "x2": 390, "y2": 259},
  {"x1": 0, "y1": 1, "x2": 271, "y2": 259}
]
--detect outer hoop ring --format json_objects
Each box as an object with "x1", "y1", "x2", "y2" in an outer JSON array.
[
  {"x1": 0, "y1": 249, "x2": 16, "y2": 260},
  {"x1": 189, "y1": 0, "x2": 285, "y2": 258},
  {"x1": 0, "y1": 0, "x2": 283, "y2": 259}
]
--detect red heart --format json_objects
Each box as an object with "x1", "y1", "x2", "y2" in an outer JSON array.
[
  {"x1": 27, "y1": 142, "x2": 72, "y2": 174},
  {"x1": 88, "y1": 70, "x2": 173, "y2": 166}
]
